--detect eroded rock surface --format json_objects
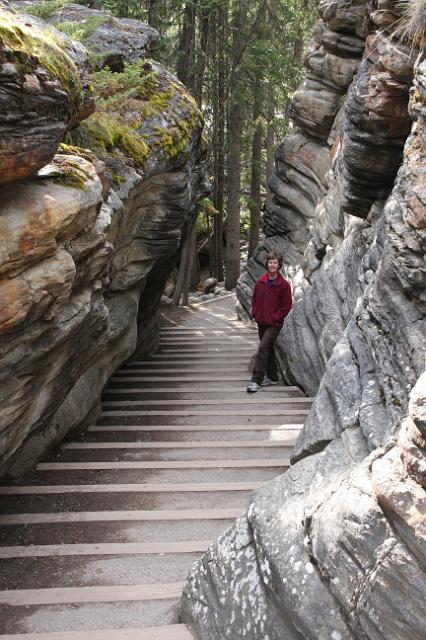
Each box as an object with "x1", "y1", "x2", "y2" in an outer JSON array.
[
  {"x1": 184, "y1": 0, "x2": 426, "y2": 636},
  {"x1": 183, "y1": 373, "x2": 426, "y2": 640},
  {"x1": 0, "y1": 3, "x2": 207, "y2": 476},
  {"x1": 0, "y1": 1, "x2": 95, "y2": 183}
]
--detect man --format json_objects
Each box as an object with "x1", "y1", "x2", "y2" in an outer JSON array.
[{"x1": 247, "y1": 251, "x2": 292, "y2": 393}]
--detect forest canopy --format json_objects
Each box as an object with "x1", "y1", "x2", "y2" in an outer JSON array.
[{"x1": 30, "y1": 0, "x2": 316, "y2": 294}]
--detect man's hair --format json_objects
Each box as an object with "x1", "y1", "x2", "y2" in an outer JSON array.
[{"x1": 265, "y1": 251, "x2": 283, "y2": 268}]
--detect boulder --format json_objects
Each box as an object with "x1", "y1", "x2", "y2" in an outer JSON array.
[
  {"x1": 15, "y1": 1, "x2": 160, "y2": 71},
  {"x1": 0, "y1": 2, "x2": 94, "y2": 184},
  {"x1": 203, "y1": 277, "x2": 218, "y2": 294}
]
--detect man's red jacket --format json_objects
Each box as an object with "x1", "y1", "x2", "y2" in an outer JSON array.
[{"x1": 251, "y1": 272, "x2": 292, "y2": 327}]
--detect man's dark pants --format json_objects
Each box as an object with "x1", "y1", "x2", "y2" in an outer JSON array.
[{"x1": 251, "y1": 324, "x2": 281, "y2": 385}]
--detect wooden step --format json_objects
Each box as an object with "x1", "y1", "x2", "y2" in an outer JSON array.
[
  {"x1": 157, "y1": 338, "x2": 256, "y2": 344},
  {"x1": 0, "y1": 508, "x2": 240, "y2": 525},
  {"x1": 126, "y1": 359, "x2": 252, "y2": 365},
  {"x1": 61, "y1": 440, "x2": 294, "y2": 450},
  {"x1": 89, "y1": 424, "x2": 302, "y2": 432},
  {"x1": 97, "y1": 415, "x2": 302, "y2": 427},
  {"x1": 154, "y1": 348, "x2": 254, "y2": 354},
  {"x1": 102, "y1": 396, "x2": 312, "y2": 407},
  {"x1": 110, "y1": 375, "x2": 250, "y2": 382},
  {"x1": 0, "y1": 582, "x2": 184, "y2": 606},
  {"x1": 0, "y1": 481, "x2": 262, "y2": 495},
  {"x1": 0, "y1": 624, "x2": 197, "y2": 640},
  {"x1": 0, "y1": 540, "x2": 210, "y2": 558},
  {"x1": 36, "y1": 459, "x2": 290, "y2": 470},
  {"x1": 59, "y1": 441, "x2": 297, "y2": 462},
  {"x1": 160, "y1": 328, "x2": 253, "y2": 331},
  {"x1": 103, "y1": 387, "x2": 302, "y2": 394},
  {"x1": 159, "y1": 328, "x2": 253, "y2": 332},
  {"x1": 100, "y1": 409, "x2": 309, "y2": 416},
  {"x1": 114, "y1": 370, "x2": 252, "y2": 377},
  {"x1": 149, "y1": 353, "x2": 252, "y2": 359}
]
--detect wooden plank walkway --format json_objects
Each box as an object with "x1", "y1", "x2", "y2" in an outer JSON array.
[{"x1": 0, "y1": 295, "x2": 304, "y2": 638}]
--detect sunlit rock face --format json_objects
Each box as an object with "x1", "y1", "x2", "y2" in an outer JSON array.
[
  {"x1": 183, "y1": 0, "x2": 426, "y2": 636},
  {"x1": 0, "y1": 3, "x2": 207, "y2": 476}
]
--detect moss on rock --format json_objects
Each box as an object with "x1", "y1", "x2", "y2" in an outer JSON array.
[
  {"x1": 69, "y1": 59, "x2": 203, "y2": 167},
  {"x1": 36, "y1": 154, "x2": 92, "y2": 189},
  {"x1": 0, "y1": 11, "x2": 82, "y2": 109},
  {"x1": 70, "y1": 111, "x2": 149, "y2": 168}
]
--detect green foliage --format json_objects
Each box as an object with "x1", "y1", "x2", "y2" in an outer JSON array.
[
  {"x1": 56, "y1": 16, "x2": 107, "y2": 42},
  {"x1": 21, "y1": 0, "x2": 317, "y2": 256},
  {"x1": 196, "y1": 197, "x2": 218, "y2": 234},
  {"x1": 240, "y1": 208, "x2": 251, "y2": 238},
  {"x1": 22, "y1": 0, "x2": 70, "y2": 20},
  {"x1": 90, "y1": 59, "x2": 157, "y2": 102},
  {"x1": 68, "y1": 57, "x2": 202, "y2": 166}
]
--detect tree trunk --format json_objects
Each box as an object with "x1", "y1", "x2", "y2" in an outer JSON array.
[
  {"x1": 265, "y1": 1, "x2": 276, "y2": 207},
  {"x1": 265, "y1": 84, "x2": 275, "y2": 207},
  {"x1": 212, "y1": 3, "x2": 226, "y2": 282},
  {"x1": 172, "y1": 2, "x2": 197, "y2": 302},
  {"x1": 172, "y1": 222, "x2": 195, "y2": 306},
  {"x1": 194, "y1": 8, "x2": 209, "y2": 106},
  {"x1": 225, "y1": 98, "x2": 243, "y2": 288},
  {"x1": 248, "y1": 95, "x2": 263, "y2": 257},
  {"x1": 182, "y1": 224, "x2": 197, "y2": 305},
  {"x1": 225, "y1": 0, "x2": 247, "y2": 290},
  {"x1": 117, "y1": 0, "x2": 129, "y2": 18},
  {"x1": 177, "y1": 3, "x2": 196, "y2": 92},
  {"x1": 190, "y1": 247, "x2": 200, "y2": 291},
  {"x1": 172, "y1": 236, "x2": 190, "y2": 306},
  {"x1": 147, "y1": 0, "x2": 161, "y2": 31}
]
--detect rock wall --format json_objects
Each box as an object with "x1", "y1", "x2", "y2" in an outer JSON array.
[
  {"x1": 182, "y1": 0, "x2": 426, "y2": 637},
  {"x1": 0, "y1": 3, "x2": 207, "y2": 477}
]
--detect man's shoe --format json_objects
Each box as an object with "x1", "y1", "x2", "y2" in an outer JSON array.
[
  {"x1": 246, "y1": 381, "x2": 259, "y2": 393},
  {"x1": 261, "y1": 377, "x2": 279, "y2": 386}
]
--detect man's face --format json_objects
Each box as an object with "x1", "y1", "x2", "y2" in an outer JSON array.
[{"x1": 267, "y1": 259, "x2": 279, "y2": 274}]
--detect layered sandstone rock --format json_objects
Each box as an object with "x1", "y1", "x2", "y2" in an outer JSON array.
[
  {"x1": 183, "y1": 0, "x2": 426, "y2": 636},
  {"x1": 0, "y1": 1, "x2": 95, "y2": 183},
  {"x1": 237, "y1": 0, "x2": 420, "y2": 400},
  {"x1": 0, "y1": 4, "x2": 207, "y2": 476},
  {"x1": 183, "y1": 373, "x2": 426, "y2": 640}
]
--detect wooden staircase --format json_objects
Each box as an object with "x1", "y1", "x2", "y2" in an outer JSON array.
[{"x1": 0, "y1": 296, "x2": 309, "y2": 638}]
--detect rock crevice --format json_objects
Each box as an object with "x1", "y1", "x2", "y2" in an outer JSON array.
[{"x1": 183, "y1": 0, "x2": 426, "y2": 636}]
